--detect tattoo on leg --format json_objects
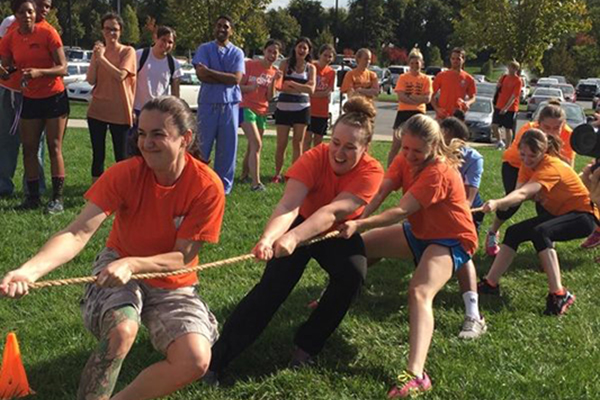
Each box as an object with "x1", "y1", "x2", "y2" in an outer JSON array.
[{"x1": 77, "y1": 306, "x2": 139, "y2": 400}]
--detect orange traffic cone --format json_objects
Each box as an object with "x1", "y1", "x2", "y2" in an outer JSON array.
[{"x1": 0, "y1": 333, "x2": 33, "y2": 399}]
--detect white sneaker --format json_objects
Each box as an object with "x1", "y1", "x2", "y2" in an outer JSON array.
[
  {"x1": 458, "y1": 316, "x2": 488, "y2": 339},
  {"x1": 495, "y1": 140, "x2": 506, "y2": 150}
]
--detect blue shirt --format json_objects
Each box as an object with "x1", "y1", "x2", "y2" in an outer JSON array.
[
  {"x1": 192, "y1": 41, "x2": 245, "y2": 104},
  {"x1": 460, "y1": 146, "x2": 484, "y2": 189}
]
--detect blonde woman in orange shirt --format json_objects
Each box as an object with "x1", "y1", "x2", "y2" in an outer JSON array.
[{"x1": 340, "y1": 48, "x2": 379, "y2": 100}]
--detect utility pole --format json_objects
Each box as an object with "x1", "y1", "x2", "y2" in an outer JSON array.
[
  {"x1": 67, "y1": 0, "x2": 72, "y2": 46},
  {"x1": 117, "y1": 0, "x2": 121, "y2": 15},
  {"x1": 362, "y1": 0, "x2": 367, "y2": 48},
  {"x1": 334, "y1": 0, "x2": 338, "y2": 52}
]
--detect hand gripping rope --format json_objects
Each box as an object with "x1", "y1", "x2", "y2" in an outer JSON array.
[{"x1": 26, "y1": 230, "x2": 342, "y2": 290}]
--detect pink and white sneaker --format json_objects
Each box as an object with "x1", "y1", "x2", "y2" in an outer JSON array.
[
  {"x1": 387, "y1": 371, "x2": 432, "y2": 398},
  {"x1": 581, "y1": 230, "x2": 600, "y2": 249},
  {"x1": 485, "y1": 230, "x2": 500, "y2": 257}
]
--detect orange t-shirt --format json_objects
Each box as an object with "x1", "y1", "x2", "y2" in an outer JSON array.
[
  {"x1": 395, "y1": 72, "x2": 432, "y2": 113},
  {"x1": 495, "y1": 74, "x2": 522, "y2": 112},
  {"x1": 310, "y1": 63, "x2": 336, "y2": 117},
  {"x1": 385, "y1": 155, "x2": 479, "y2": 255},
  {"x1": 503, "y1": 121, "x2": 575, "y2": 168},
  {"x1": 84, "y1": 153, "x2": 226, "y2": 289},
  {"x1": 239, "y1": 59, "x2": 278, "y2": 115},
  {"x1": 340, "y1": 68, "x2": 378, "y2": 100},
  {"x1": 0, "y1": 20, "x2": 64, "y2": 98},
  {"x1": 285, "y1": 143, "x2": 383, "y2": 223},
  {"x1": 432, "y1": 70, "x2": 476, "y2": 118},
  {"x1": 87, "y1": 45, "x2": 137, "y2": 126},
  {"x1": 518, "y1": 154, "x2": 597, "y2": 218}
]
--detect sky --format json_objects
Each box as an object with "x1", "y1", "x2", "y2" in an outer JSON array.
[{"x1": 268, "y1": 0, "x2": 350, "y2": 10}]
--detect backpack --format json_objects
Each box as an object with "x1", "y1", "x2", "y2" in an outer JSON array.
[{"x1": 137, "y1": 47, "x2": 176, "y2": 85}]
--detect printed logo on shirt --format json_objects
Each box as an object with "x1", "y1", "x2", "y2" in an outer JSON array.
[
  {"x1": 30, "y1": 43, "x2": 41, "y2": 50},
  {"x1": 316, "y1": 75, "x2": 329, "y2": 91},
  {"x1": 173, "y1": 216, "x2": 185, "y2": 230},
  {"x1": 253, "y1": 73, "x2": 273, "y2": 87},
  {"x1": 460, "y1": 79, "x2": 467, "y2": 88}
]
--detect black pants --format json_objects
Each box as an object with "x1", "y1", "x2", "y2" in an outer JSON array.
[
  {"x1": 503, "y1": 210, "x2": 596, "y2": 252},
  {"x1": 88, "y1": 117, "x2": 130, "y2": 178},
  {"x1": 209, "y1": 220, "x2": 367, "y2": 372},
  {"x1": 496, "y1": 162, "x2": 521, "y2": 221}
]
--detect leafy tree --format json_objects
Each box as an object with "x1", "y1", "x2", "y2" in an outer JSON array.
[
  {"x1": 341, "y1": 0, "x2": 392, "y2": 50},
  {"x1": 454, "y1": 0, "x2": 590, "y2": 70},
  {"x1": 313, "y1": 27, "x2": 335, "y2": 55},
  {"x1": 427, "y1": 45, "x2": 443, "y2": 66},
  {"x1": 46, "y1": 8, "x2": 62, "y2": 35},
  {"x1": 121, "y1": 4, "x2": 140, "y2": 45},
  {"x1": 0, "y1": 1, "x2": 10, "y2": 20},
  {"x1": 287, "y1": 0, "x2": 325, "y2": 39},
  {"x1": 265, "y1": 8, "x2": 301, "y2": 52},
  {"x1": 87, "y1": 9, "x2": 103, "y2": 44}
]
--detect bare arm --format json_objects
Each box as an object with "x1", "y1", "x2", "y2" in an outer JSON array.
[
  {"x1": 196, "y1": 63, "x2": 242, "y2": 85},
  {"x1": 482, "y1": 181, "x2": 541, "y2": 213},
  {"x1": 360, "y1": 178, "x2": 396, "y2": 218},
  {"x1": 267, "y1": 69, "x2": 283, "y2": 101},
  {"x1": 465, "y1": 185, "x2": 478, "y2": 205},
  {"x1": 97, "y1": 52, "x2": 130, "y2": 81},
  {"x1": 22, "y1": 47, "x2": 68, "y2": 82},
  {"x1": 0, "y1": 202, "x2": 108, "y2": 297},
  {"x1": 170, "y1": 77, "x2": 180, "y2": 98},
  {"x1": 283, "y1": 64, "x2": 316, "y2": 95},
  {"x1": 86, "y1": 52, "x2": 98, "y2": 85},
  {"x1": 357, "y1": 74, "x2": 379, "y2": 97}
]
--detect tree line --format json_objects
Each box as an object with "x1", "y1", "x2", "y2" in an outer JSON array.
[{"x1": 1, "y1": 0, "x2": 599, "y2": 80}]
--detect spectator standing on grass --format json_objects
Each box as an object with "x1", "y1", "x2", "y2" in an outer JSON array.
[
  {"x1": 193, "y1": 15, "x2": 244, "y2": 194},
  {"x1": 271, "y1": 37, "x2": 316, "y2": 183},
  {"x1": 340, "y1": 48, "x2": 379, "y2": 102},
  {"x1": 207, "y1": 97, "x2": 383, "y2": 382},
  {"x1": 386, "y1": 48, "x2": 432, "y2": 166},
  {"x1": 491, "y1": 60, "x2": 522, "y2": 149},
  {"x1": 1, "y1": 96, "x2": 226, "y2": 400},
  {"x1": 86, "y1": 12, "x2": 136, "y2": 183},
  {"x1": 339, "y1": 114, "x2": 479, "y2": 397},
  {"x1": 131, "y1": 25, "x2": 182, "y2": 151},
  {"x1": 479, "y1": 129, "x2": 596, "y2": 316},
  {"x1": 303, "y1": 43, "x2": 336, "y2": 151},
  {"x1": 431, "y1": 47, "x2": 476, "y2": 120},
  {"x1": 239, "y1": 39, "x2": 283, "y2": 191},
  {"x1": 0, "y1": 0, "x2": 68, "y2": 213},
  {"x1": 0, "y1": 0, "x2": 50, "y2": 198}
]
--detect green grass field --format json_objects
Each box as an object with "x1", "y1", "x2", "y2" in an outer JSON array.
[{"x1": 1, "y1": 131, "x2": 600, "y2": 399}]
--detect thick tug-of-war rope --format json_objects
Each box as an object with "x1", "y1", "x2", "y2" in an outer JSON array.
[{"x1": 27, "y1": 230, "x2": 343, "y2": 290}]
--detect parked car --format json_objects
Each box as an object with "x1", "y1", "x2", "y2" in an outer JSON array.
[
  {"x1": 465, "y1": 96, "x2": 494, "y2": 142},
  {"x1": 179, "y1": 70, "x2": 200, "y2": 110},
  {"x1": 388, "y1": 65, "x2": 409, "y2": 87},
  {"x1": 64, "y1": 62, "x2": 89, "y2": 85},
  {"x1": 527, "y1": 87, "x2": 564, "y2": 114},
  {"x1": 576, "y1": 80, "x2": 599, "y2": 100},
  {"x1": 548, "y1": 75, "x2": 567, "y2": 84},
  {"x1": 331, "y1": 64, "x2": 352, "y2": 88},
  {"x1": 476, "y1": 82, "x2": 496, "y2": 99},
  {"x1": 520, "y1": 77, "x2": 530, "y2": 104},
  {"x1": 65, "y1": 48, "x2": 92, "y2": 63},
  {"x1": 473, "y1": 74, "x2": 488, "y2": 83},
  {"x1": 424, "y1": 66, "x2": 447, "y2": 79},
  {"x1": 369, "y1": 66, "x2": 393, "y2": 94},
  {"x1": 67, "y1": 80, "x2": 93, "y2": 102},
  {"x1": 531, "y1": 100, "x2": 586, "y2": 129},
  {"x1": 557, "y1": 84, "x2": 576, "y2": 102},
  {"x1": 536, "y1": 77, "x2": 559, "y2": 86}
]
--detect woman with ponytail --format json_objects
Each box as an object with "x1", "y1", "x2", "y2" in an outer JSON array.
[
  {"x1": 340, "y1": 114, "x2": 479, "y2": 398},
  {"x1": 479, "y1": 129, "x2": 597, "y2": 316},
  {"x1": 207, "y1": 96, "x2": 384, "y2": 378}
]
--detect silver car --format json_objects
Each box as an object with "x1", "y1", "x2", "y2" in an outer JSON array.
[
  {"x1": 531, "y1": 100, "x2": 587, "y2": 129},
  {"x1": 527, "y1": 87, "x2": 564, "y2": 114},
  {"x1": 465, "y1": 97, "x2": 494, "y2": 142}
]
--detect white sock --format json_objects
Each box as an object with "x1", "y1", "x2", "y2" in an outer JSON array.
[{"x1": 463, "y1": 291, "x2": 481, "y2": 320}]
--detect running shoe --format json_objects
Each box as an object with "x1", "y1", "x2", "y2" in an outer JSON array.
[
  {"x1": 271, "y1": 174, "x2": 284, "y2": 184},
  {"x1": 581, "y1": 230, "x2": 600, "y2": 249},
  {"x1": 485, "y1": 230, "x2": 500, "y2": 257},
  {"x1": 387, "y1": 370, "x2": 432, "y2": 398},
  {"x1": 250, "y1": 183, "x2": 266, "y2": 192},
  {"x1": 46, "y1": 199, "x2": 64, "y2": 214},
  {"x1": 16, "y1": 196, "x2": 41, "y2": 210},
  {"x1": 495, "y1": 140, "x2": 506, "y2": 150},
  {"x1": 458, "y1": 316, "x2": 488, "y2": 339},
  {"x1": 477, "y1": 279, "x2": 500, "y2": 296},
  {"x1": 544, "y1": 290, "x2": 575, "y2": 316},
  {"x1": 289, "y1": 347, "x2": 314, "y2": 369}
]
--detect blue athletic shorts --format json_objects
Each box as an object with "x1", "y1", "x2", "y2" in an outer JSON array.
[{"x1": 403, "y1": 222, "x2": 471, "y2": 272}]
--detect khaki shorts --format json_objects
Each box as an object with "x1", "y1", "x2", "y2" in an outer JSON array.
[{"x1": 80, "y1": 248, "x2": 219, "y2": 354}]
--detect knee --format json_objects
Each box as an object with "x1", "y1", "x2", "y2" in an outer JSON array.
[
  {"x1": 103, "y1": 320, "x2": 139, "y2": 358},
  {"x1": 408, "y1": 283, "x2": 432, "y2": 306},
  {"x1": 173, "y1": 353, "x2": 210, "y2": 385}
]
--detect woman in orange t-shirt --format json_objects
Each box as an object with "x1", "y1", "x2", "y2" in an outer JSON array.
[
  {"x1": 0, "y1": 0, "x2": 68, "y2": 212},
  {"x1": 239, "y1": 39, "x2": 283, "y2": 191},
  {"x1": 86, "y1": 12, "x2": 136, "y2": 183},
  {"x1": 1, "y1": 97, "x2": 225, "y2": 399},
  {"x1": 340, "y1": 48, "x2": 379, "y2": 100},
  {"x1": 480, "y1": 129, "x2": 596, "y2": 315},
  {"x1": 485, "y1": 102, "x2": 573, "y2": 257},
  {"x1": 208, "y1": 97, "x2": 383, "y2": 377},
  {"x1": 340, "y1": 114, "x2": 478, "y2": 398}
]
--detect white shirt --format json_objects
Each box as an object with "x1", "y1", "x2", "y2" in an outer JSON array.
[
  {"x1": 133, "y1": 48, "x2": 182, "y2": 111},
  {"x1": 0, "y1": 15, "x2": 15, "y2": 38}
]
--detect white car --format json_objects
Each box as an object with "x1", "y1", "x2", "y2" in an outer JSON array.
[
  {"x1": 536, "y1": 77, "x2": 559, "y2": 86},
  {"x1": 64, "y1": 62, "x2": 89, "y2": 86},
  {"x1": 527, "y1": 87, "x2": 564, "y2": 114},
  {"x1": 67, "y1": 80, "x2": 93, "y2": 102},
  {"x1": 179, "y1": 70, "x2": 200, "y2": 111}
]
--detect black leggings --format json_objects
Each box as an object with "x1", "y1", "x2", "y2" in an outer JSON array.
[
  {"x1": 209, "y1": 217, "x2": 367, "y2": 372},
  {"x1": 496, "y1": 162, "x2": 521, "y2": 221},
  {"x1": 88, "y1": 117, "x2": 130, "y2": 178},
  {"x1": 503, "y1": 211, "x2": 596, "y2": 252}
]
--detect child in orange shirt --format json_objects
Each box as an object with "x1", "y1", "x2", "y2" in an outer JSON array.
[
  {"x1": 479, "y1": 129, "x2": 597, "y2": 315},
  {"x1": 208, "y1": 96, "x2": 384, "y2": 380},
  {"x1": 340, "y1": 114, "x2": 478, "y2": 398},
  {"x1": 485, "y1": 102, "x2": 574, "y2": 256}
]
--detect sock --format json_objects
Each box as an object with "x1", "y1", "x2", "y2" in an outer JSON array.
[
  {"x1": 26, "y1": 179, "x2": 40, "y2": 199},
  {"x1": 553, "y1": 288, "x2": 566, "y2": 296},
  {"x1": 51, "y1": 176, "x2": 65, "y2": 201},
  {"x1": 463, "y1": 291, "x2": 481, "y2": 320}
]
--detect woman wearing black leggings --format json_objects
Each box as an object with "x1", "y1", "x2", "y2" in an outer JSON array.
[{"x1": 479, "y1": 129, "x2": 596, "y2": 316}]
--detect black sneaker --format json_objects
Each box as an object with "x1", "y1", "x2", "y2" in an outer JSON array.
[
  {"x1": 289, "y1": 347, "x2": 315, "y2": 369},
  {"x1": 15, "y1": 196, "x2": 42, "y2": 210},
  {"x1": 477, "y1": 278, "x2": 500, "y2": 296},
  {"x1": 201, "y1": 370, "x2": 220, "y2": 386},
  {"x1": 544, "y1": 291, "x2": 575, "y2": 316}
]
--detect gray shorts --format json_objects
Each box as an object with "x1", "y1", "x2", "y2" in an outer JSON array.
[{"x1": 80, "y1": 248, "x2": 219, "y2": 354}]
